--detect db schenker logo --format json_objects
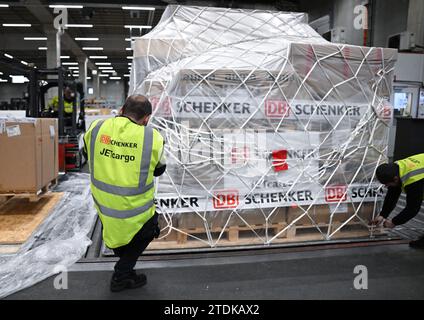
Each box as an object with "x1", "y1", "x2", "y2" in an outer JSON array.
[
  {"x1": 325, "y1": 185, "x2": 347, "y2": 202},
  {"x1": 213, "y1": 190, "x2": 239, "y2": 209},
  {"x1": 100, "y1": 134, "x2": 111, "y2": 144},
  {"x1": 265, "y1": 100, "x2": 290, "y2": 118}
]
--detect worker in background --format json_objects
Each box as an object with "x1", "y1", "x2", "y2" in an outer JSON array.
[
  {"x1": 371, "y1": 153, "x2": 424, "y2": 248},
  {"x1": 47, "y1": 86, "x2": 75, "y2": 126},
  {"x1": 84, "y1": 95, "x2": 166, "y2": 292}
]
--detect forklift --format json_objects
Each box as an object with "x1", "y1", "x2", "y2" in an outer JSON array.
[{"x1": 27, "y1": 67, "x2": 87, "y2": 172}]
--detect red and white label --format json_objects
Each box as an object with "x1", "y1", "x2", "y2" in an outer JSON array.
[
  {"x1": 100, "y1": 134, "x2": 111, "y2": 145},
  {"x1": 150, "y1": 96, "x2": 171, "y2": 116},
  {"x1": 213, "y1": 190, "x2": 240, "y2": 209},
  {"x1": 271, "y1": 149, "x2": 288, "y2": 172},
  {"x1": 380, "y1": 104, "x2": 392, "y2": 120},
  {"x1": 231, "y1": 146, "x2": 249, "y2": 164},
  {"x1": 265, "y1": 100, "x2": 290, "y2": 118},
  {"x1": 325, "y1": 185, "x2": 347, "y2": 202}
]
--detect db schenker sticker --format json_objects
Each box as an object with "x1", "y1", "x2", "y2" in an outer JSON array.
[
  {"x1": 325, "y1": 185, "x2": 347, "y2": 202},
  {"x1": 213, "y1": 190, "x2": 240, "y2": 209}
]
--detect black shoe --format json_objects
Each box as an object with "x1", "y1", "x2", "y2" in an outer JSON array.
[
  {"x1": 409, "y1": 236, "x2": 424, "y2": 249},
  {"x1": 110, "y1": 272, "x2": 147, "y2": 292}
]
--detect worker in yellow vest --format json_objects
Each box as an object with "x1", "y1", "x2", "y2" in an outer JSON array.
[
  {"x1": 371, "y1": 153, "x2": 424, "y2": 248},
  {"x1": 84, "y1": 95, "x2": 166, "y2": 292},
  {"x1": 48, "y1": 86, "x2": 75, "y2": 114},
  {"x1": 47, "y1": 86, "x2": 75, "y2": 127}
]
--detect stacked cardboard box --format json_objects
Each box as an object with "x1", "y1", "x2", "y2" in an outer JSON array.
[{"x1": 0, "y1": 118, "x2": 58, "y2": 194}]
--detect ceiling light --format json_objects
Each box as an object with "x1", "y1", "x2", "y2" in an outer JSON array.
[
  {"x1": 126, "y1": 48, "x2": 132, "y2": 51},
  {"x1": 24, "y1": 37, "x2": 47, "y2": 40},
  {"x1": 95, "y1": 62, "x2": 111, "y2": 65},
  {"x1": 49, "y1": 5, "x2": 84, "y2": 9},
  {"x1": 124, "y1": 74, "x2": 130, "y2": 77},
  {"x1": 0, "y1": 79, "x2": 7, "y2": 82},
  {"x1": 0, "y1": 72, "x2": 2, "y2": 75},
  {"x1": 98, "y1": 66, "x2": 113, "y2": 70},
  {"x1": 101, "y1": 70, "x2": 116, "y2": 73},
  {"x1": 38, "y1": 47, "x2": 48, "y2": 50},
  {"x1": 21, "y1": 61, "x2": 28, "y2": 65},
  {"x1": 99, "y1": 74, "x2": 109, "y2": 77},
  {"x1": 60, "y1": 56, "x2": 70, "y2": 59},
  {"x1": 86, "y1": 77, "x2": 91, "y2": 80},
  {"x1": 122, "y1": 6, "x2": 155, "y2": 11},
  {"x1": 68, "y1": 67, "x2": 79, "y2": 70},
  {"x1": 124, "y1": 25, "x2": 152, "y2": 29},
  {"x1": 9, "y1": 75, "x2": 29, "y2": 83},
  {"x1": 3, "y1": 23, "x2": 31, "y2": 27},
  {"x1": 110, "y1": 77, "x2": 121, "y2": 80},
  {"x1": 126, "y1": 56, "x2": 133, "y2": 59},
  {"x1": 4, "y1": 53, "x2": 13, "y2": 59},
  {"x1": 66, "y1": 24, "x2": 93, "y2": 28},
  {"x1": 62, "y1": 62, "x2": 78, "y2": 65},
  {"x1": 75, "y1": 37, "x2": 99, "y2": 41},
  {"x1": 89, "y1": 56, "x2": 107, "y2": 59},
  {"x1": 0, "y1": 4, "x2": 10, "y2": 8},
  {"x1": 82, "y1": 47, "x2": 103, "y2": 50},
  {"x1": 128, "y1": 62, "x2": 132, "y2": 65}
]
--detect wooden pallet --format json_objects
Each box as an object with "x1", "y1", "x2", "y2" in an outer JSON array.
[
  {"x1": 0, "y1": 192, "x2": 63, "y2": 253},
  {"x1": 0, "y1": 178, "x2": 58, "y2": 203},
  {"x1": 147, "y1": 220, "x2": 386, "y2": 251}
]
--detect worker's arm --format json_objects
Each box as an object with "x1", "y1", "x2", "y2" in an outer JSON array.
[
  {"x1": 379, "y1": 186, "x2": 402, "y2": 219},
  {"x1": 391, "y1": 180, "x2": 424, "y2": 226},
  {"x1": 47, "y1": 96, "x2": 58, "y2": 111},
  {"x1": 154, "y1": 142, "x2": 166, "y2": 177}
]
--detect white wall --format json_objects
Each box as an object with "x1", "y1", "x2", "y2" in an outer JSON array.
[
  {"x1": 372, "y1": 0, "x2": 409, "y2": 47},
  {"x1": 83, "y1": 79, "x2": 126, "y2": 109}
]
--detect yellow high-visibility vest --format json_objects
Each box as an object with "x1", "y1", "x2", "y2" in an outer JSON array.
[
  {"x1": 84, "y1": 116, "x2": 164, "y2": 248},
  {"x1": 395, "y1": 153, "x2": 424, "y2": 191}
]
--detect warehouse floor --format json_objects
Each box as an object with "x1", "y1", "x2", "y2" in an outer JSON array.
[{"x1": 6, "y1": 241, "x2": 424, "y2": 300}]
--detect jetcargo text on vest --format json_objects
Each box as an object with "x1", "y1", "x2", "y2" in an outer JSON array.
[{"x1": 98, "y1": 134, "x2": 138, "y2": 163}]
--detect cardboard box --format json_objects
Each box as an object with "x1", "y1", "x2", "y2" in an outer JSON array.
[{"x1": 0, "y1": 118, "x2": 58, "y2": 193}]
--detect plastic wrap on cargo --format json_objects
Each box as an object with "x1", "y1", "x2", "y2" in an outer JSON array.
[
  {"x1": 0, "y1": 174, "x2": 96, "y2": 299},
  {"x1": 130, "y1": 6, "x2": 398, "y2": 247}
]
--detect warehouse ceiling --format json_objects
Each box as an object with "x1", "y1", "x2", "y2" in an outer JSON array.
[{"x1": 0, "y1": 0, "x2": 301, "y2": 80}]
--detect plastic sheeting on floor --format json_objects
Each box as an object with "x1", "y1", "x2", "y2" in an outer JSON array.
[{"x1": 0, "y1": 173, "x2": 96, "y2": 299}]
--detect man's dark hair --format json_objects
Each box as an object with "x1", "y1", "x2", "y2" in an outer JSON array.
[
  {"x1": 376, "y1": 163, "x2": 399, "y2": 184},
  {"x1": 122, "y1": 95, "x2": 152, "y2": 121}
]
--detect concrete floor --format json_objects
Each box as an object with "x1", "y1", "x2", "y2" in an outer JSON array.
[{"x1": 6, "y1": 242, "x2": 424, "y2": 300}]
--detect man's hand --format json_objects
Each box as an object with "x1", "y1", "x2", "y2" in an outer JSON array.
[
  {"x1": 369, "y1": 216, "x2": 396, "y2": 229},
  {"x1": 370, "y1": 215, "x2": 385, "y2": 226},
  {"x1": 383, "y1": 219, "x2": 395, "y2": 229}
]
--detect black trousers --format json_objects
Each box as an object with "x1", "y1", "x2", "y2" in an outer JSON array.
[{"x1": 112, "y1": 213, "x2": 158, "y2": 279}]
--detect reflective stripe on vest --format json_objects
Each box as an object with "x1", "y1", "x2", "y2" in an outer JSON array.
[
  {"x1": 90, "y1": 120, "x2": 154, "y2": 196},
  {"x1": 93, "y1": 196, "x2": 154, "y2": 219},
  {"x1": 400, "y1": 167, "x2": 424, "y2": 184}
]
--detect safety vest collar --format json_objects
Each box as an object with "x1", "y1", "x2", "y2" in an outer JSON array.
[{"x1": 90, "y1": 119, "x2": 154, "y2": 196}]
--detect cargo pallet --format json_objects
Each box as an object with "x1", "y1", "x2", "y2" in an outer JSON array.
[
  {"x1": 148, "y1": 220, "x2": 386, "y2": 250},
  {"x1": 0, "y1": 192, "x2": 63, "y2": 254},
  {"x1": 0, "y1": 178, "x2": 58, "y2": 203}
]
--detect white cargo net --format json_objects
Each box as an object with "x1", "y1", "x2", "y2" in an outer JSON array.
[{"x1": 129, "y1": 6, "x2": 398, "y2": 247}]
